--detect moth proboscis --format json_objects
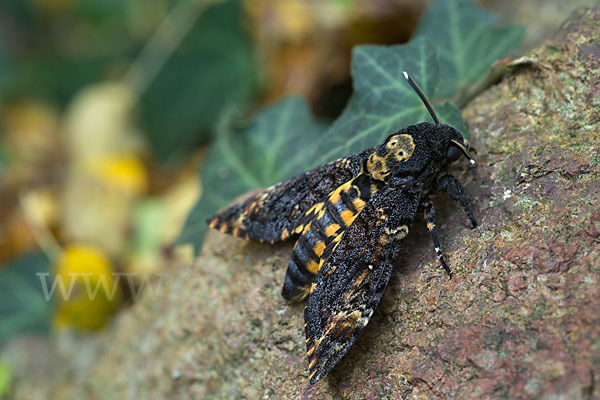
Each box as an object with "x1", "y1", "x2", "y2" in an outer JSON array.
[{"x1": 207, "y1": 72, "x2": 477, "y2": 384}]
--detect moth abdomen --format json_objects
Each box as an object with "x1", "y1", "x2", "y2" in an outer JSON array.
[
  {"x1": 282, "y1": 173, "x2": 382, "y2": 301},
  {"x1": 281, "y1": 253, "x2": 314, "y2": 301}
]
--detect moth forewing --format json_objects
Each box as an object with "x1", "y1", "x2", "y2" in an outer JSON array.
[{"x1": 304, "y1": 188, "x2": 420, "y2": 383}]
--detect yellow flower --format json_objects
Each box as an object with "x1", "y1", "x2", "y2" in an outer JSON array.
[
  {"x1": 84, "y1": 155, "x2": 148, "y2": 195},
  {"x1": 53, "y1": 244, "x2": 121, "y2": 331}
]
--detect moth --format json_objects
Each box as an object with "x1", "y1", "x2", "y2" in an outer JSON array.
[{"x1": 207, "y1": 72, "x2": 477, "y2": 384}]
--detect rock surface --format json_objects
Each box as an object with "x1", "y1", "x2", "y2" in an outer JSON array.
[{"x1": 4, "y1": 6, "x2": 600, "y2": 400}]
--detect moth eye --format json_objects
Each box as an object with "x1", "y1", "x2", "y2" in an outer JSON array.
[
  {"x1": 389, "y1": 141, "x2": 397, "y2": 146},
  {"x1": 447, "y1": 145, "x2": 461, "y2": 162},
  {"x1": 398, "y1": 150, "x2": 404, "y2": 156}
]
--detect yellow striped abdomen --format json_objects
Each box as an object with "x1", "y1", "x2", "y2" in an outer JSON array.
[{"x1": 281, "y1": 172, "x2": 382, "y2": 301}]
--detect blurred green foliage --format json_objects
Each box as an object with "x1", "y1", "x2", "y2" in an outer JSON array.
[
  {"x1": 140, "y1": 0, "x2": 257, "y2": 160},
  {"x1": 0, "y1": 0, "x2": 257, "y2": 161},
  {"x1": 179, "y1": 0, "x2": 524, "y2": 252},
  {"x1": 0, "y1": 143, "x2": 6, "y2": 172},
  {"x1": 0, "y1": 360, "x2": 12, "y2": 397},
  {"x1": 0, "y1": 0, "x2": 133, "y2": 103},
  {"x1": 0, "y1": 252, "x2": 52, "y2": 345}
]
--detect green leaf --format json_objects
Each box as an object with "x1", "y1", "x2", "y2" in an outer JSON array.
[
  {"x1": 131, "y1": 199, "x2": 168, "y2": 254},
  {"x1": 177, "y1": 97, "x2": 325, "y2": 251},
  {"x1": 435, "y1": 102, "x2": 470, "y2": 136},
  {"x1": 0, "y1": 0, "x2": 133, "y2": 104},
  {"x1": 0, "y1": 360, "x2": 12, "y2": 396},
  {"x1": 415, "y1": 0, "x2": 525, "y2": 98},
  {"x1": 0, "y1": 252, "x2": 53, "y2": 344},
  {"x1": 140, "y1": 0, "x2": 258, "y2": 161},
  {"x1": 3, "y1": 55, "x2": 122, "y2": 104},
  {"x1": 313, "y1": 36, "x2": 452, "y2": 165}
]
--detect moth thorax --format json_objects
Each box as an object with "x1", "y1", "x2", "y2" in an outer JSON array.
[
  {"x1": 385, "y1": 134, "x2": 415, "y2": 162},
  {"x1": 366, "y1": 134, "x2": 415, "y2": 181},
  {"x1": 366, "y1": 152, "x2": 389, "y2": 181}
]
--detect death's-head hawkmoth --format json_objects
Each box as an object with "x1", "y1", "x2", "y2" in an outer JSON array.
[{"x1": 207, "y1": 72, "x2": 477, "y2": 384}]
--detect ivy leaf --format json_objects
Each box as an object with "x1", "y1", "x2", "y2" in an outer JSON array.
[
  {"x1": 0, "y1": 252, "x2": 52, "y2": 344},
  {"x1": 313, "y1": 36, "x2": 466, "y2": 165},
  {"x1": 140, "y1": 0, "x2": 257, "y2": 160},
  {"x1": 177, "y1": 97, "x2": 324, "y2": 251},
  {"x1": 435, "y1": 102, "x2": 469, "y2": 137},
  {"x1": 415, "y1": 0, "x2": 525, "y2": 98}
]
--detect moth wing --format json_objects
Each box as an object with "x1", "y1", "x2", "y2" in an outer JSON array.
[
  {"x1": 304, "y1": 187, "x2": 421, "y2": 384},
  {"x1": 207, "y1": 148, "x2": 371, "y2": 243}
]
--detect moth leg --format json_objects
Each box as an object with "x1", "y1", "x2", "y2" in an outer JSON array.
[
  {"x1": 422, "y1": 197, "x2": 452, "y2": 278},
  {"x1": 435, "y1": 175, "x2": 477, "y2": 228}
]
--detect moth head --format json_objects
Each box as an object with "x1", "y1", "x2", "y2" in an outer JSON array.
[
  {"x1": 402, "y1": 71, "x2": 476, "y2": 167},
  {"x1": 443, "y1": 126, "x2": 476, "y2": 166}
]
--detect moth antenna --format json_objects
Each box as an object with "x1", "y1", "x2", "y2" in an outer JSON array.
[
  {"x1": 450, "y1": 139, "x2": 477, "y2": 166},
  {"x1": 403, "y1": 71, "x2": 440, "y2": 124}
]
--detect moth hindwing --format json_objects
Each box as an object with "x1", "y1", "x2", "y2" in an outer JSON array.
[{"x1": 206, "y1": 72, "x2": 477, "y2": 384}]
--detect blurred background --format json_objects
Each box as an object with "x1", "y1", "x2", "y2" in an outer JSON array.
[{"x1": 0, "y1": 0, "x2": 594, "y2": 395}]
